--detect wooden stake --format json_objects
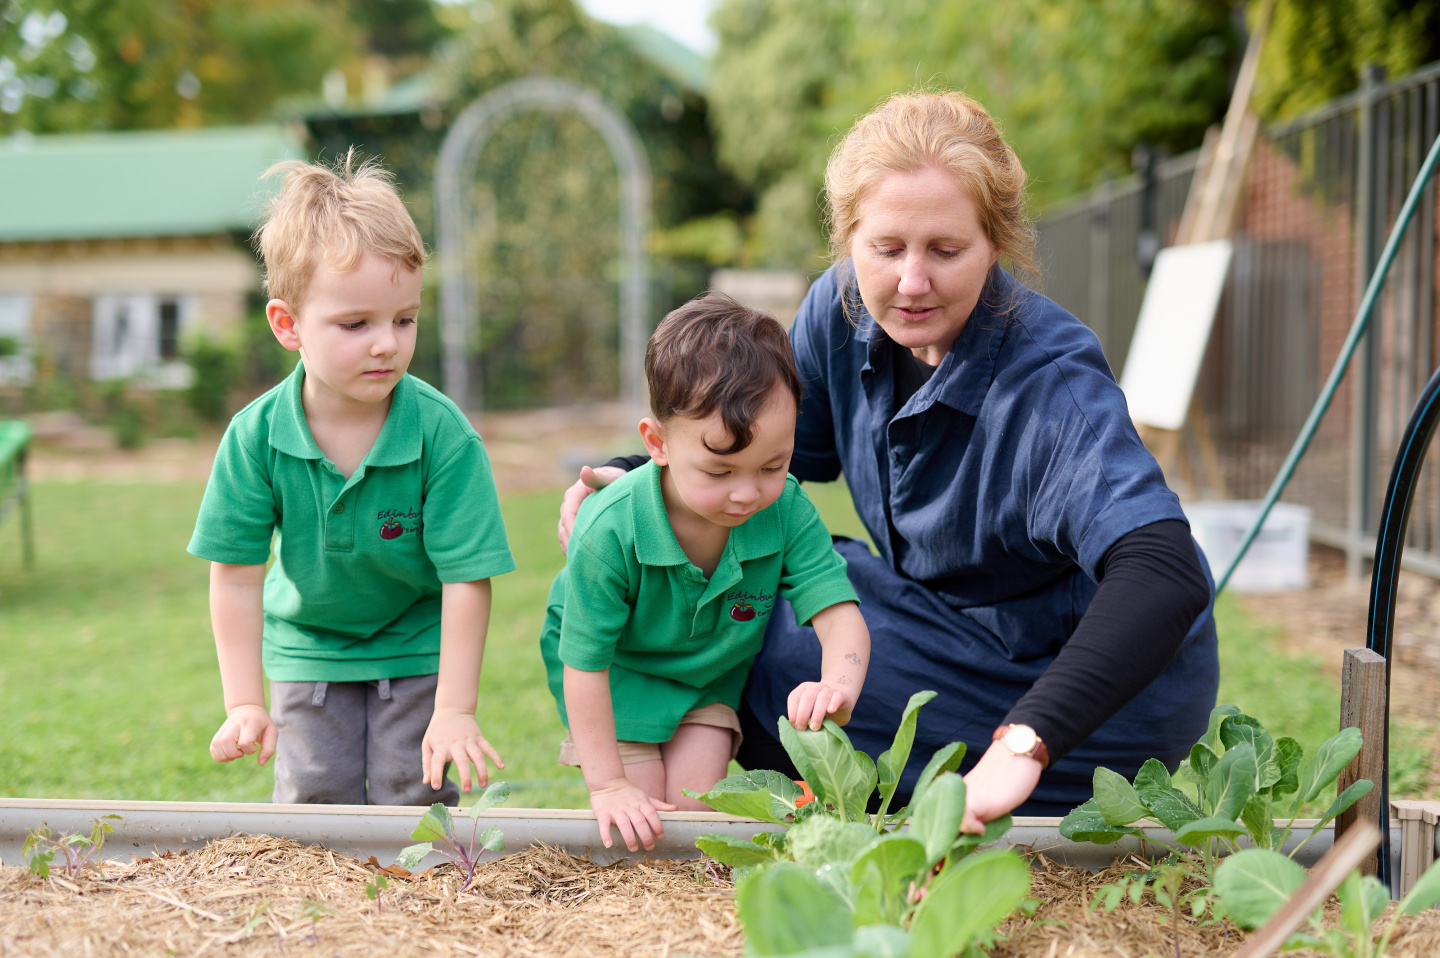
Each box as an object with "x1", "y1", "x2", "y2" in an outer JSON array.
[
  {"x1": 1233, "y1": 822, "x2": 1382, "y2": 958},
  {"x1": 1336, "y1": 647, "x2": 1387, "y2": 876}
]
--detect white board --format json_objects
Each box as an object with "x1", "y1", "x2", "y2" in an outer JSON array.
[{"x1": 1119, "y1": 239, "x2": 1234, "y2": 431}]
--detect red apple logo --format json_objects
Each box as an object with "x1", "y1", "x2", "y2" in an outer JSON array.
[
  {"x1": 379, "y1": 519, "x2": 404, "y2": 540},
  {"x1": 730, "y1": 601, "x2": 756, "y2": 622}
]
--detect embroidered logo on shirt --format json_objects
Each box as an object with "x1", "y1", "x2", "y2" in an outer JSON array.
[
  {"x1": 727, "y1": 589, "x2": 775, "y2": 622},
  {"x1": 377, "y1": 507, "x2": 422, "y2": 540}
]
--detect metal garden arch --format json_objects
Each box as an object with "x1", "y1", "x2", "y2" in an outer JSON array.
[{"x1": 435, "y1": 77, "x2": 651, "y2": 413}]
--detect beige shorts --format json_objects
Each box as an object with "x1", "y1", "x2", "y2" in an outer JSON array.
[{"x1": 558, "y1": 702, "x2": 743, "y2": 766}]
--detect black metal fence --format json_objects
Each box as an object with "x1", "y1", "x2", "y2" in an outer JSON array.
[{"x1": 1037, "y1": 61, "x2": 1440, "y2": 578}]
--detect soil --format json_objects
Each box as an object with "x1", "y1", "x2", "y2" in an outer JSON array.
[
  {"x1": 1237, "y1": 545, "x2": 1440, "y2": 796},
  {"x1": 22, "y1": 403, "x2": 639, "y2": 494},
  {"x1": 6, "y1": 836, "x2": 1440, "y2": 957}
]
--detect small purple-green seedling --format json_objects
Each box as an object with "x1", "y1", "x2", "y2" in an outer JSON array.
[
  {"x1": 22, "y1": 815, "x2": 123, "y2": 879},
  {"x1": 395, "y1": 781, "x2": 509, "y2": 890}
]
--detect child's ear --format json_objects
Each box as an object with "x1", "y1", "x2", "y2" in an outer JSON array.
[
  {"x1": 638, "y1": 417, "x2": 668, "y2": 465},
  {"x1": 266, "y1": 299, "x2": 302, "y2": 352}
]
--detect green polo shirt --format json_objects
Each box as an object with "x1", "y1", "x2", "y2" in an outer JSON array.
[
  {"x1": 540, "y1": 460, "x2": 859, "y2": 742},
  {"x1": 188, "y1": 363, "x2": 515, "y2": 682}
]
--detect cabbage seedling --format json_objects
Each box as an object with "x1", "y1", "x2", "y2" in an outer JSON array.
[
  {"x1": 394, "y1": 781, "x2": 509, "y2": 889},
  {"x1": 22, "y1": 815, "x2": 123, "y2": 879}
]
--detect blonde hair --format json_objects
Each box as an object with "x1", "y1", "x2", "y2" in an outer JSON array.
[
  {"x1": 254, "y1": 149, "x2": 426, "y2": 309},
  {"x1": 825, "y1": 91, "x2": 1039, "y2": 296}
]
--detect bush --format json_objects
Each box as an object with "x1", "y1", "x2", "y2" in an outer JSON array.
[{"x1": 186, "y1": 337, "x2": 239, "y2": 423}]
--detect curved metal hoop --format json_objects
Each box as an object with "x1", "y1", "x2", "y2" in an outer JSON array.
[{"x1": 435, "y1": 77, "x2": 651, "y2": 412}]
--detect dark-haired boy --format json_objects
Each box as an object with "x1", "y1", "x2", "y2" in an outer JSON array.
[{"x1": 540, "y1": 295, "x2": 871, "y2": 852}]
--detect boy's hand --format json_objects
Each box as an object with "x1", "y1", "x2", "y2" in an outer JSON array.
[
  {"x1": 210, "y1": 704, "x2": 277, "y2": 765},
  {"x1": 787, "y1": 681, "x2": 857, "y2": 731},
  {"x1": 422, "y1": 708, "x2": 505, "y2": 793},
  {"x1": 588, "y1": 778, "x2": 676, "y2": 852}
]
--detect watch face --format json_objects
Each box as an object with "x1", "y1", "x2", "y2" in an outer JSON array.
[{"x1": 1003, "y1": 725, "x2": 1037, "y2": 754}]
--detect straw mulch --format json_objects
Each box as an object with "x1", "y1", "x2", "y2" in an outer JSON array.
[
  {"x1": 9, "y1": 836, "x2": 1440, "y2": 958},
  {"x1": 0, "y1": 834, "x2": 742, "y2": 957},
  {"x1": 994, "y1": 851, "x2": 1440, "y2": 958}
]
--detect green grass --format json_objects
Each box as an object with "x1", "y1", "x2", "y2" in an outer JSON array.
[{"x1": 4, "y1": 477, "x2": 1422, "y2": 808}]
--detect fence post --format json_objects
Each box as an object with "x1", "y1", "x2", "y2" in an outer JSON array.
[
  {"x1": 1349, "y1": 64, "x2": 1387, "y2": 580},
  {"x1": 1336, "y1": 647, "x2": 1387, "y2": 876}
]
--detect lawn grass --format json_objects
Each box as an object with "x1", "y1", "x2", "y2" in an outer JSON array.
[{"x1": 5, "y1": 477, "x2": 1415, "y2": 810}]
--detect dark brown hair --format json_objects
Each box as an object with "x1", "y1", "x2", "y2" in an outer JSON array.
[{"x1": 645, "y1": 293, "x2": 803, "y2": 455}]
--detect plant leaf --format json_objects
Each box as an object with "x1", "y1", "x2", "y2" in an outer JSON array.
[
  {"x1": 1093, "y1": 766, "x2": 1151, "y2": 827},
  {"x1": 467, "y1": 781, "x2": 511, "y2": 816},
  {"x1": 909, "y1": 848, "x2": 1031, "y2": 957},
  {"x1": 1214, "y1": 848, "x2": 1308, "y2": 930},
  {"x1": 1204, "y1": 744, "x2": 1258, "y2": 821},
  {"x1": 1400, "y1": 857, "x2": 1440, "y2": 914},
  {"x1": 1058, "y1": 801, "x2": 1142, "y2": 845},
  {"x1": 1271, "y1": 737, "x2": 1304, "y2": 798},
  {"x1": 410, "y1": 803, "x2": 457, "y2": 844},
  {"x1": 1133, "y1": 759, "x2": 1203, "y2": 831},
  {"x1": 395, "y1": 842, "x2": 433, "y2": 871},
  {"x1": 1203, "y1": 704, "x2": 1243, "y2": 755},
  {"x1": 874, "y1": 690, "x2": 937, "y2": 823},
  {"x1": 1182, "y1": 742, "x2": 1215, "y2": 787},
  {"x1": 696, "y1": 833, "x2": 782, "y2": 867},
  {"x1": 1240, "y1": 794, "x2": 1275, "y2": 849},
  {"x1": 1293, "y1": 727, "x2": 1363, "y2": 808},
  {"x1": 477, "y1": 824, "x2": 505, "y2": 853},
  {"x1": 736, "y1": 861, "x2": 854, "y2": 955},
  {"x1": 851, "y1": 923, "x2": 910, "y2": 958},
  {"x1": 850, "y1": 835, "x2": 927, "y2": 926},
  {"x1": 847, "y1": 743, "x2": 879, "y2": 823},
  {"x1": 1221, "y1": 715, "x2": 1279, "y2": 789},
  {"x1": 778, "y1": 718, "x2": 873, "y2": 821},
  {"x1": 907, "y1": 772, "x2": 967, "y2": 867},
  {"x1": 1174, "y1": 816, "x2": 1249, "y2": 847},
  {"x1": 1297, "y1": 780, "x2": 1375, "y2": 850},
  {"x1": 909, "y1": 741, "x2": 966, "y2": 812},
  {"x1": 786, "y1": 815, "x2": 879, "y2": 870},
  {"x1": 950, "y1": 814, "x2": 1014, "y2": 858},
  {"x1": 685, "y1": 770, "x2": 805, "y2": 824}
]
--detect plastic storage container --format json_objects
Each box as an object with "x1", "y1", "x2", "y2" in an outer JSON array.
[{"x1": 1185, "y1": 500, "x2": 1312, "y2": 593}]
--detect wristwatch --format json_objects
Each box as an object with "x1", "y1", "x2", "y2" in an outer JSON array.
[{"x1": 993, "y1": 723, "x2": 1051, "y2": 769}]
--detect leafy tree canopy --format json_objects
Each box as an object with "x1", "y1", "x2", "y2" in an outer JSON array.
[{"x1": 0, "y1": 0, "x2": 459, "y2": 135}]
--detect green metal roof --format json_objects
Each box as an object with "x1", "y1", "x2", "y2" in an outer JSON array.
[{"x1": 0, "y1": 125, "x2": 306, "y2": 243}]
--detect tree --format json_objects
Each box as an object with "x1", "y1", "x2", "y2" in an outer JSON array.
[
  {"x1": 707, "y1": 0, "x2": 1241, "y2": 266},
  {"x1": 1257, "y1": 0, "x2": 1440, "y2": 118}
]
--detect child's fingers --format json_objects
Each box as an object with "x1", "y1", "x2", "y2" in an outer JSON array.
[
  {"x1": 421, "y1": 739, "x2": 434, "y2": 786},
  {"x1": 786, "y1": 685, "x2": 803, "y2": 725},
  {"x1": 614, "y1": 813, "x2": 641, "y2": 852},
  {"x1": 477, "y1": 737, "x2": 505, "y2": 770},
  {"x1": 256, "y1": 722, "x2": 278, "y2": 766},
  {"x1": 627, "y1": 809, "x2": 657, "y2": 851},
  {"x1": 807, "y1": 689, "x2": 832, "y2": 731},
  {"x1": 640, "y1": 802, "x2": 666, "y2": 843},
  {"x1": 596, "y1": 811, "x2": 615, "y2": 849},
  {"x1": 209, "y1": 725, "x2": 239, "y2": 762},
  {"x1": 462, "y1": 743, "x2": 493, "y2": 792},
  {"x1": 428, "y1": 747, "x2": 448, "y2": 792}
]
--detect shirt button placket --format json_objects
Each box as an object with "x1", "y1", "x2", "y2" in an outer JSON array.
[{"x1": 327, "y1": 497, "x2": 355, "y2": 551}]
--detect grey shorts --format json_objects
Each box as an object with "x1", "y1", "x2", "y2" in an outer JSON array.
[{"x1": 269, "y1": 674, "x2": 459, "y2": 807}]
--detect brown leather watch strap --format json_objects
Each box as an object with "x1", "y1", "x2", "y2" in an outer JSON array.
[{"x1": 993, "y1": 723, "x2": 1051, "y2": 769}]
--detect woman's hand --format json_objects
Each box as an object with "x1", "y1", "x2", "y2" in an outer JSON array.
[
  {"x1": 959, "y1": 739, "x2": 1043, "y2": 834},
  {"x1": 786, "y1": 681, "x2": 857, "y2": 730},
  {"x1": 588, "y1": 778, "x2": 676, "y2": 852},
  {"x1": 557, "y1": 465, "x2": 625, "y2": 554}
]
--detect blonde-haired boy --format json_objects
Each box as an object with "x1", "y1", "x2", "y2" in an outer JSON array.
[{"x1": 188, "y1": 153, "x2": 515, "y2": 805}]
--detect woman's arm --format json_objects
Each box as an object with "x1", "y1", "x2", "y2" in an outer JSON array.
[{"x1": 962, "y1": 519, "x2": 1209, "y2": 829}]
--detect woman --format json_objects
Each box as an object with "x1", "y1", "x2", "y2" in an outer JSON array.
[{"x1": 559, "y1": 91, "x2": 1215, "y2": 829}]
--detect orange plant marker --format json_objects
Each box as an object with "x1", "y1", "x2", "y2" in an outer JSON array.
[{"x1": 794, "y1": 781, "x2": 816, "y2": 807}]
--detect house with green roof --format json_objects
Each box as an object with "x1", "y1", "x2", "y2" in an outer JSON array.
[{"x1": 0, "y1": 124, "x2": 304, "y2": 387}]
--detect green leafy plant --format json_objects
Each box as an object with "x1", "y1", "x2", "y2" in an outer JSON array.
[
  {"x1": 687, "y1": 691, "x2": 1031, "y2": 957},
  {"x1": 297, "y1": 897, "x2": 331, "y2": 944},
  {"x1": 1061, "y1": 705, "x2": 1372, "y2": 883},
  {"x1": 1090, "y1": 856, "x2": 1218, "y2": 957},
  {"x1": 22, "y1": 815, "x2": 122, "y2": 879},
  {"x1": 394, "y1": 782, "x2": 509, "y2": 890},
  {"x1": 1215, "y1": 848, "x2": 1440, "y2": 957},
  {"x1": 0, "y1": 336, "x2": 20, "y2": 358},
  {"x1": 364, "y1": 872, "x2": 388, "y2": 912}
]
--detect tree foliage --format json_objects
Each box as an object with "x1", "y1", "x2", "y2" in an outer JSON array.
[
  {"x1": 1257, "y1": 0, "x2": 1440, "y2": 118},
  {"x1": 708, "y1": 0, "x2": 1240, "y2": 267},
  {"x1": 0, "y1": 0, "x2": 363, "y2": 134}
]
